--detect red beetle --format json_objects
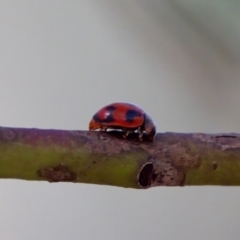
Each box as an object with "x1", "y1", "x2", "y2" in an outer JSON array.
[{"x1": 89, "y1": 102, "x2": 156, "y2": 141}]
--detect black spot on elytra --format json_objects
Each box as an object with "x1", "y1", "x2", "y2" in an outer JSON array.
[
  {"x1": 93, "y1": 113, "x2": 114, "y2": 123},
  {"x1": 104, "y1": 114, "x2": 114, "y2": 123},
  {"x1": 125, "y1": 110, "x2": 141, "y2": 123},
  {"x1": 106, "y1": 106, "x2": 116, "y2": 112},
  {"x1": 93, "y1": 113, "x2": 101, "y2": 122},
  {"x1": 93, "y1": 106, "x2": 116, "y2": 123}
]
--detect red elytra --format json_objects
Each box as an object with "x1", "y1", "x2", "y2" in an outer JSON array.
[{"x1": 89, "y1": 102, "x2": 156, "y2": 140}]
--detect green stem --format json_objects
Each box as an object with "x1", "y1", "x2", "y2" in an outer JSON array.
[{"x1": 0, "y1": 127, "x2": 240, "y2": 188}]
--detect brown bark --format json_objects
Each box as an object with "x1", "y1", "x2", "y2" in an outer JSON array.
[{"x1": 0, "y1": 126, "x2": 239, "y2": 189}]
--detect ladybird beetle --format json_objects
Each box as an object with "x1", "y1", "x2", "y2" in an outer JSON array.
[{"x1": 89, "y1": 102, "x2": 156, "y2": 141}]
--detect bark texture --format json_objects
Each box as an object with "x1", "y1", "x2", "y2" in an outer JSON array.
[{"x1": 0, "y1": 126, "x2": 240, "y2": 189}]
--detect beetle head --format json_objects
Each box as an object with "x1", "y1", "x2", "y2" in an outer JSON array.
[{"x1": 89, "y1": 119, "x2": 102, "y2": 130}]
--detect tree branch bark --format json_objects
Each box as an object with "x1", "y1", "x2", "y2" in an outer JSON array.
[{"x1": 0, "y1": 126, "x2": 239, "y2": 189}]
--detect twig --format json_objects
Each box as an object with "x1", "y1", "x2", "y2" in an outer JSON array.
[{"x1": 0, "y1": 126, "x2": 240, "y2": 189}]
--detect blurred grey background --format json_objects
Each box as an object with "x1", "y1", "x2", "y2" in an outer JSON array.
[{"x1": 0, "y1": 1, "x2": 240, "y2": 239}]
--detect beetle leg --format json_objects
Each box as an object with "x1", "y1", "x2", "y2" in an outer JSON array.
[
  {"x1": 138, "y1": 129, "x2": 143, "y2": 141},
  {"x1": 100, "y1": 126, "x2": 107, "y2": 132},
  {"x1": 123, "y1": 130, "x2": 132, "y2": 138}
]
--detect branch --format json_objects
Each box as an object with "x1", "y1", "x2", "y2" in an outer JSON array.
[{"x1": 0, "y1": 126, "x2": 239, "y2": 189}]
